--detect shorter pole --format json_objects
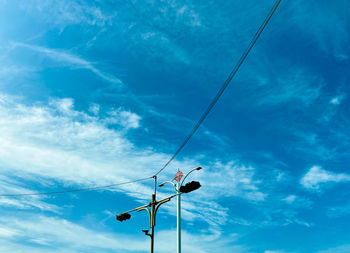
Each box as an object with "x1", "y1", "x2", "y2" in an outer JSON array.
[
  {"x1": 116, "y1": 192, "x2": 179, "y2": 253},
  {"x1": 177, "y1": 185, "x2": 181, "y2": 253},
  {"x1": 148, "y1": 194, "x2": 154, "y2": 253}
]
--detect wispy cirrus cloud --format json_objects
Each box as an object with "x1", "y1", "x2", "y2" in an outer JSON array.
[
  {"x1": 0, "y1": 65, "x2": 37, "y2": 79},
  {"x1": 287, "y1": 0, "x2": 350, "y2": 57},
  {"x1": 20, "y1": 0, "x2": 116, "y2": 27},
  {"x1": 19, "y1": 0, "x2": 194, "y2": 64},
  {"x1": 264, "y1": 251, "x2": 289, "y2": 253},
  {"x1": 11, "y1": 42, "x2": 122, "y2": 85},
  {"x1": 137, "y1": 30, "x2": 191, "y2": 64},
  {"x1": 0, "y1": 215, "x2": 148, "y2": 252},
  {"x1": 282, "y1": 194, "x2": 312, "y2": 208},
  {"x1": 264, "y1": 251, "x2": 295, "y2": 253},
  {"x1": 317, "y1": 244, "x2": 350, "y2": 253},
  {"x1": 0, "y1": 179, "x2": 59, "y2": 213},
  {"x1": 290, "y1": 131, "x2": 334, "y2": 161},
  {"x1": 0, "y1": 94, "x2": 266, "y2": 230},
  {"x1": 0, "y1": 213, "x2": 248, "y2": 253},
  {"x1": 327, "y1": 201, "x2": 350, "y2": 218},
  {"x1": 253, "y1": 69, "x2": 323, "y2": 107}
]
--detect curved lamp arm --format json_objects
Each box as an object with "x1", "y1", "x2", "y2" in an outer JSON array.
[
  {"x1": 158, "y1": 180, "x2": 177, "y2": 191},
  {"x1": 158, "y1": 167, "x2": 202, "y2": 191},
  {"x1": 179, "y1": 167, "x2": 202, "y2": 188}
]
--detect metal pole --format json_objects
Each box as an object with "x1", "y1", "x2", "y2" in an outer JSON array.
[
  {"x1": 150, "y1": 194, "x2": 155, "y2": 253},
  {"x1": 176, "y1": 185, "x2": 181, "y2": 253},
  {"x1": 153, "y1": 176, "x2": 157, "y2": 196},
  {"x1": 157, "y1": 167, "x2": 202, "y2": 253},
  {"x1": 117, "y1": 192, "x2": 178, "y2": 253}
]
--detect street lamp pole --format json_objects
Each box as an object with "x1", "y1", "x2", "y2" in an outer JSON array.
[
  {"x1": 117, "y1": 170, "x2": 201, "y2": 253},
  {"x1": 177, "y1": 185, "x2": 181, "y2": 253},
  {"x1": 159, "y1": 167, "x2": 202, "y2": 253},
  {"x1": 116, "y1": 191, "x2": 179, "y2": 253}
]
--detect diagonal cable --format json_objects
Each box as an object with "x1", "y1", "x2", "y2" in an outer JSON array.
[
  {"x1": 0, "y1": 0, "x2": 282, "y2": 197},
  {"x1": 154, "y1": 0, "x2": 283, "y2": 177}
]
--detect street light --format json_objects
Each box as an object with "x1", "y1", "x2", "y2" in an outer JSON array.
[
  {"x1": 159, "y1": 167, "x2": 202, "y2": 253},
  {"x1": 116, "y1": 192, "x2": 180, "y2": 253},
  {"x1": 116, "y1": 212, "x2": 131, "y2": 222}
]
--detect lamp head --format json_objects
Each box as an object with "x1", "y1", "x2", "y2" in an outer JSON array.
[
  {"x1": 116, "y1": 213, "x2": 131, "y2": 222},
  {"x1": 196, "y1": 166, "x2": 202, "y2": 170},
  {"x1": 179, "y1": 181, "x2": 201, "y2": 193}
]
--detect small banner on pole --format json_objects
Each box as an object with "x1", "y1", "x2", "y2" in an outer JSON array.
[{"x1": 173, "y1": 170, "x2": 183, "y2": 183}]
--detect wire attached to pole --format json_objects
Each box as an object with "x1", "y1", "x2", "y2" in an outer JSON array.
[
  {"x1": 0, "y1": 176, "x2": 152, "y2": 197},
  {"x1": 0, "y1": 0, "x2": 283, "y2": 198},
  {"x1": 153, "y1": 0, "x2": 282, "y2": 177}
]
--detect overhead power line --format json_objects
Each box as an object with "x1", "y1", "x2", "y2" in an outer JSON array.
[
  {"x1": 0, "y1": 0, "x2": 282, "y2": 197},
  {"x1": 154, "y1": 0, "x2": 283, "y2": 176},
  {"x1": 0, "y1": 177, "x2": 152, "y2": 197}
]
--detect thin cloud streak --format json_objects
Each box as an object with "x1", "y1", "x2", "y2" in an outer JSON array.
[{"x1": 11, "y1": 42, "x2": 122, "y2": 85}]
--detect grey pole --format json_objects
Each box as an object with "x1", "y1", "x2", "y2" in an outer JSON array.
[
  {"x1": 150, "y1": 194, "x2": 155, "y2": 253},
  {"x1": 159, "y1": 167, "x2": 202, "y2": 253},
  {"x1": 176, "y1": 185, "x2": 181, "y2": 253},
  {"x1": 116, "y1": 192, "x2": 179, "y2": 253}
]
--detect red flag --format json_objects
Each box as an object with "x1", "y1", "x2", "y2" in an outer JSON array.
[{"x1": 173, "y1": 170, "x2": 183, "y2": 183}]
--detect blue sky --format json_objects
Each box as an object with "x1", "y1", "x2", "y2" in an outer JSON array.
[{"x1": 0, "y1": 0, "x2": 349, "y2": 252}]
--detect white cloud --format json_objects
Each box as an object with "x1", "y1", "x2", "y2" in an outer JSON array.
[
  {"x1": 0, "y1": 197, "x2": 59, "y2": 213},
  {"x1": 281, "y1": 195, "x2": 312, "y2": 211},
  {"x1": 156, "y1": 229, "x2": 248, "y2": 253},
  {"x1": 0, "y1": 96, "x2": 150, "y2": 187},
  {"x1": 291, "y1": 131, "x2": 333, "y2": 160},
  {"x1": 12, "y1": 42, "x2": 122, "y2": 85},
  {"x1": 175, "y1": 4, "x2": 201, "y2": 27},
  {"x1": 196, "y1": 161, "x2": 267, "y2": 201},
  {"x1": 0, "y1": 94, "x2": 266, "y2": 230},
  {"x1": 137, "y1": 30, "x2": 190, "y2": 64},
  {"x1": 0, "y1": 214, "x2": 247, "y2": 253},
  {"x1": 0, "y1": 227, "x2": 17, "y2": 238},
  {"x1": 255, "y1": 70, "x2": 323, "y2": 106},
  {"x1": 88, "y1": 103, "x2": 100, "y2": 115},
  {"x1": 276, "y1": 172, "x2": 284, "y2": 182},
  {"x1": 317, "y1": 244, "x2": 350, "y2": 253},
  {"x1": 9, "y1": 1, "x2": 193, "y2": 65},
  {"x1": 327, "y1": 202, "x2": 350, "y2": 218},
  {"x1": 335, "y1": 54, "x2": 349, "y2": 61},
  {"x1": 288, "y1": 0, "x2": 350, "y2": 56},
  {"x1": 330, "y1": 95, "x2": 345, "y2": 105},
  {"x1": 106, "y1": 108, "x2": 141, "y2": 129},
  {"x1": 300, "y1": 166, "x2": 350, "y2": 190},
  {"x1": 141, "y1": 32, "x2": 156, "y2": 40},
  {"x1": 21, "y1": 0, "x2": 116, "y2": 27},
  {"x1": 282, "y1": 195, "x2": 296, "y2": 204},
  {"x1": 264, "y1": 251, "x2": 293, "y2": 253},
  {"x1": 50, "y1": 97, "x2": 74, "y2": 113},
  {"x1": 149, "y1": 160, "x2": 267, "y2": 228},
  {"x1": 0, "y1": 176, "x2": 60, "y2": 212},
  {"x1": 0, "y1": 215, "x2": 148, "y2": 252},
  {"x1": 0, "y1": 65, "x2": 37, "y2": 79}
]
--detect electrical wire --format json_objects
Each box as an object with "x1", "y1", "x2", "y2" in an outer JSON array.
[
  {"x1": 0, "y1": 0, "x2": 282, "y2": 197},
  {"x1": 153, "y1": 0, "x2": 282, "y2": 176},
  {"x1": 0, "y1": 177, "x2": 152, "y2": 197}
]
